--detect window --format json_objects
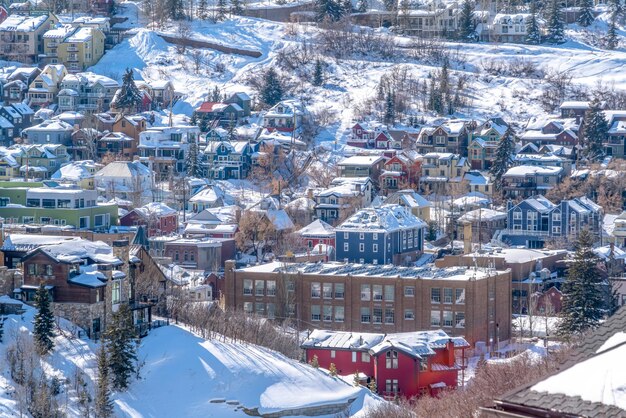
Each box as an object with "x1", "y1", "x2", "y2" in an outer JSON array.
[
  {"x1": 343, "y1": 243, "x2": 349, "y2": 251},
  {"x1": 330, "y1": 350, "x2": 336, "y2": 358},
  {"x1": 360, "y1": 307, "x2": 371, "y2": 323},
  {"x1": 323, "y1": 283, "x2": 332, "y2": 299},
  {"x1": 373, "y1": 233, "x2": 378, "y2": 240},
  {"x1": 311, "y1": 282, "x2": 321, "y2": 298},
  {"x1": 311, "y1": 305, "x2": 321, "y2": 321},
  {"x1": 22, "y1": 216, "x2": 34, "y2": 224},
  {"x1": 255, "y1": 303, "x2": 264, "y2": 315},
  {"x1": 455, "y1": 312, "x2": 465, "y2": 328},
  {"x1": 404, "y1": 309, "x2": 415, "y2": 320},
  {"x1": 373, "y1": 285, "x2": 383, "y2": 301},
  {"x1": 385, "y1": 379, "x2": 399, "y2": 394},
  {"x1": 28, "y1": 264, "x2": 36, "y2": 275},
  {"x1": 404, "y1": 286, "x2": 415, "y2": 297},
  {"x1": 361, "y1": 284, "x2": 371, "y2": 301},
  {"x1": 334, "y1": 283, "x2": 345, "y2": 299},
  {"x1": 419, "y1": 361, "x2": 428, "y2": 372},
  {"x1": 386, "y1": 350, "x2": 398, "y2": 369},
  {"x1": 455, "y1": 288, "x2": 465, "y2": 304},
  {"x1": 352, "y1": 352, "x2": 357, "y2": 362},
  {"x1": 266, "y1": 280, "x2": 276, "y2": 296},
  {"x1": 243, "y1": 279, "x2": 253, "y2": 295},
  {"x1": 79, "y1": 216, "x2": 89, "y2": 229},
  {"x1": 323, "y1": 305, "x2": 332, "y2": 322},
  {"x1": 344, "y1": 232, "x2": 349, "y2": 239},
  {"x1": 361, "y1": 352, "x2": 370, "y2": 362},
  {"x1": 26, "y1": 199, "x2": 39, "y2": 207},
  {"x1": 40, "y1": 217, "x2": 51, "y2": 225},
  {"x1": 385, "y1": 308, "x2": 394, "y2": 324},
  {"x1": 42, "y1": 199, "x2": 55, "y2": 208},
  {"x1": 112, "y1": 280, "x2": 121, "y2": 304},
  {"x1": 373, "y1": 243, "x2": 378, "y2": 252},
  {"x1": 431, "y1": 288, "x2": 441, "y2": 303},
  {"x1": 552, "y1": 226, "x2": 561, "y2": 234},
  {"x1": 334, "y1": 306, "x2": 345, "y2": 322},
  {"x1": 243, "y1": 302, "x2": 253, "y2": 313},
  {"x1": 373, "y1": 307, "x2": 383, "y2": 324},
  {"x1": 443, "y1": 311, "x2": 453, "y2": 327},
  {"x1": 430, "y1": 310, "x2": 441, "y2": 326},
  {"x1": 359, "y1": 243, "x2": 364, "y2": 252},
  {"x1": 45, "y1": 265, "x2": 53, "y2": 276},
  {"x1": 384, "y1": 285, "x2": 394, "y2": 302},
  {"x1": 552, "y1": 212, "x2": 561, "y2": 222},
  {"x1": 443, "y1": 288, "x2": 453, "y2": 304},
  {"x1": 57, "y1": 199, "x2": 71, "y2": 208},
  {"x1": 255, "y1": 280, "x2": 264, "y2": 296},
  {"x1": 359, "y1": 232, "x2": 364, "y2": 240},
  {"x1": 513, "y1": 210, "x2": 522, "y2": 221}
]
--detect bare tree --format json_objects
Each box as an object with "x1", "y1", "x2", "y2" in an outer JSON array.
[{"x1": 235, "y1": 211, "x2": 276, "y2": 262}]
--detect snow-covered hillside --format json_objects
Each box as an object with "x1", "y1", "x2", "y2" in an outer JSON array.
[
  {"x1": 92, "y1": 10, "x2": 626, "y2": 145},
  {"x1": 0, "y1": 298, "x2": 380, "y2": 417}
]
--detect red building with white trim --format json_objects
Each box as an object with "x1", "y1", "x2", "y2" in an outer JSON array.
[{"x1": 302, "y1": 329, "x2": 469, "y2": 399}]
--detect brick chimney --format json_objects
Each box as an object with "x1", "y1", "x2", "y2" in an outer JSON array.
[{"x1": 446, "y1": 339, "x2": 455, "y2": 367}]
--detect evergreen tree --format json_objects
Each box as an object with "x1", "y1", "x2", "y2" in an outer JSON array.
[
  {"x1": 384, "y1": 91, "x2": 395, "y2": 125},
  {"x1": 316, "y1": 0, "x2": 342, "y2": 21},
  {"x1": 94, "y1": 344, "x2": 114, "y2": 418},
  {"x1": 382, "y1": 0, "x2": 395, "y2": 11},
  {"x1": 557, "y1": 229, "x2": 605, "y2": 338},
  {"x1": 489, "y1": 127, "x2": 516, "y2": 194},
  {"x1": 216, "y1": 0, "x2": 228, "y2": 20},
  {"x1": 577, "y1": 0, "x2": 594, "y2": 27},
  {"x1": 197, "y1": 0, "x2": 208, "y2": 19},
  {"x1": 356, "y1": 0, "x2": 367, "y2": 13},
  {"x1": 105, "y1": 304, "x2": 137, "y2": 391},
  {"x1": 341, "y1": 0, "x2": 351, "y2": 16},
  {"x1": 458, "y1": 0, "x2": 475, "y2": 41},
  {"x1": 525, "y1": 2, "x2": 541, "y2": 44},
  {"x1": 260, "y1": 68, "x2": 283, "y2": 107},
  {"x1": 546, "y1": 0, "x2": 565, "y2": 44},
  {"x1": 610, "y1": 0, "x2": 623, "y2": 17},
  {"x1": 606, "y1": 12, "x2": 619, "y2": 50},
  {"x1": 231, "y1": 0, "x2": 244, "y2": 15},
  {"x1": 211, "y1": 85, "x2": 222, "y2": 102},
  {"x1": 0, "y1": 315, "x2": 4, "y2": 343},
  {"x1": 186, "y1": 140, "x2": 201, "y2": 177},
  {"x1": 313, "y1": 59, "x2": 324, "y2": 87},
  {"x1": 167, "y1": 0, "x2": 185, "y2": 20},
  {"x1": 33, "y1": 283, "x2": 54, "y2": 355},
  {"x1": 112, "y1": 69, "x2": 143, "y2": 114},
  {"x1": 329, "y1": 363, "x2": 337, "y2": 376},
  {"x1": 582, "y1": 98, "x2": 609, "y2": 162},
  {"x1": 428, "y1": 74, "x2": 443, "y2": 114}
]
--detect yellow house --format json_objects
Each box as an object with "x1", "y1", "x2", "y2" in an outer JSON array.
[
  {"x1": 27, "y1": 64, "x2": 68, "y2": 109},
  {"x1": 57, "y1": 27, "x2": 106, "y2": 73},
  {"x1": 42, "y1": 24, "x2": 75, "y2": 65},
  {"x1": 0, "y1": 14, "x2": 59, "y2": 63}
]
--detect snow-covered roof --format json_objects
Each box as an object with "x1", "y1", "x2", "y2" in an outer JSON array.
[
  {"x1": 338, "y1": 155, "x2": 384, "y2": 167},
  {"x1": 134, "y1": 202, "x2": 177, "y2": 217},
  {"x1": 23, "y1": 119, "x2": 73, "y2": 133},
  {"x1": 453, "y1": 192, "x2": 491, "y2": 208},
  {"x1": 30, "y1": 239, "x2": 121, "y2": 265},
  {"x1": 0, "y1": 14, "x2": 48, "y2": 32},
  {"x1": 302, "y1": 329, "x2": 468, "y2": 359},
  {"x1": 94, "y1": 160, "x2": 153, "y2": 179},
  {"x1": 65, "y1": 26, "x2": 94, "y2": 43},
  {"x1": 1, "y1": 234, "x2": 82, "y2": 252},
  {"x1": 51, "y1": 160, "x2": 100, "y2": 182},
  {"x1": 385, "y1": 190, "x2": 431, "y2": 209},
  {"x1": 337, "y1": 204, "x2": 426, "y2": 233},
  {"x1": 265, "y1": 209, "x2": 294, "y2": 231},
  {"x1": 298, "y1": 219, "x2": 335, "y2": 238},
  {"x1": 188, "y1": 185, "x2": 227, "y2": 204},
  {"x1": 559, "y1": 101, "x2": 590, "y2": 110},
  {"x1": 503, "y1": 165, "x2": 563, "y2": 177},
  {"x1": 458, "y1": 208, "x2": 506, "y2": 223}
]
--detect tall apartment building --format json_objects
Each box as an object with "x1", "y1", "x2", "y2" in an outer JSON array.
[{"x1": 224, "y1": 260, "x2": 512, "y2": 346}]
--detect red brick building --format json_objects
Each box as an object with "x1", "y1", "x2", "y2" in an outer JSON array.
[
  {"x1": 302, "y1": 329, "x2": 469, "y2": 399},
  {"x1": 120, "y1": 202, "x2": 178, "y2": 237}
]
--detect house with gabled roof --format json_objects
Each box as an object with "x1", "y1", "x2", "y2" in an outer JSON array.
[
  {"x1": 120, "y1": 202, "x2": 178, "y2": 237},
  {"x1": 419, "y1": 152, "x2": 469, "y2": 191},
  {"x1": 502, "y1": 165, "x2": 563, "y2": 198},
  {"x1": 262, "y1": 99, "x2": 306, "y2": 133},
  {"x1": 384, "y1": 189, "x2": 431, "y2": 221},
  {"x1": 379, "y1": 151, "x2": 422, "y2": 194},
  {"x1": 520, "y1": 117, "x2": 580, "y2": 148},
  {"x1": 302, "y1": 329, "x2": 469, "y2": 399},
  {"x1": 26, "y1": 64, "x2": 67, "y2": 108},
  {"x1": 416, "y1": 120, "x2": 472, "y2": 156},
  {"x1": 0, "y1": 14, "x2": 59, "y2": 63},
  {"x1": 201, "y1": 139, "x2": 256, "y2": 180},
  {"x1": 313, "y1": 177, "x2": 374, "y2": 225},
  {"x1": 468, "y1": 118, "x2": 510, "y2": 170}
]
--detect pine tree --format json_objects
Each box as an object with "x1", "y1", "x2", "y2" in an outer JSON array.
[
  {"x1": 610, "y1": 0, "x2": 623, "y2": 17},
  {"x1": 606, "y1": 12, "x2": 619, "y2": 50},
  {"x1": 0, "y1": 315, "x2": 4, "y2": 343},
  {"x1": 167, "y1": 0, "x2": 185, "y2": 20},
  {"x1": 557, "y1": 229, "x2": 605, "y2": 338},
  {"x1": 546, "y1": 0, "x2": 565, "y2": 44},
  {"x1": 94, "y1": 344, "x2": 114, "y2": 418},
  {"x1": 489, "y1": 127, "x2": 516, "y2": 194},
  {"x1": 112, "y1": 69, "x2": 143, "y2": 114},
  {"x1": 341, "y1": 0, "x2": 351, "y2": 16},
  {"x1": 230, "y1": 0, "x2": 243, "y2": 15},
  {"x1": 525, "y1": 2, "x2": 541, "y2": 44},
  {"x1": 384, "y1": 91, "x2": 395, "y2": 125},
  {"x1": 328, "y1": 362, "x2": 337, "y2": 376},
  {"x1": 428, "y1": 74, "x2": 443, "y2": 114},
  {"x1": 356, "y1": 0, "x2": 367, "y2": 13},
  {"x1": 33, "y1": 283, "x2": 54, "y2": 355},
  {"x1": 368, "y1": 377, "x2": 377, "y2": 393},
  {"x1": 582, "y1": 98, "x2": 609, "y2": 162},
  {"x1": 105, "y1": 304, "x2": 137, "y2": 391},
  {"x1": 186, "y1": 140, "x2": 201, "y2": 177},
  {"x1": 458, "y1": 0, "x2": 475, "y2": 41},
  {"x1": 577, "y1": 0, "x2": 594, "y2": 27},
  {"x1": 197, "y1": 0, "x2": 208, "y2": 19},
  {"x1": 260, "y1": 68, "x2": 283, "y2": 107},
  {"x1": 312, "y1": 59, "x2": 324, "y2": 87},
  {"x1": 216, "y1": 0, "x2": 228, "y2": 20},
  {"x1": 211, "y1": 85, "x2": 222, "y2": 102},
  {"x1": 316, "y1": 0, "x2": 342, "y2": 21}
]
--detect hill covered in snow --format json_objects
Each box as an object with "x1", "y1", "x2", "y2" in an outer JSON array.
[{"x1": 0, "y1": 298, "x2": 379, "y2": 417}]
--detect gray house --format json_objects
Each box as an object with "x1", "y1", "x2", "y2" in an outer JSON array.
[
  {"x1": 335, "y1": 204, "x2": 426, "y2": 265},
  {"x1": 22, "y1": 119, "x2": 73, "y2": 145}
]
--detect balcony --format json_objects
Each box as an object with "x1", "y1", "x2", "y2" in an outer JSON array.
[
  {"x1": 501, "y1": 228, "x2": 552, "y2": 237},
  {"x1": 66, "y1": 46, "x2": 78, "y2": 52}
]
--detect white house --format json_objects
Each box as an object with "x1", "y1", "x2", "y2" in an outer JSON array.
[{"x1": 94, "y1": 160, "x2": 154, "y2": 206}]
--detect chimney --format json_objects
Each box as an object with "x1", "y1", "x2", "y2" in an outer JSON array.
[
  {"x1": 463, "y1": 222, "x2": 472, "y2": 254},
  {"x1": 112, "y1": 239, "x2": 129, "y2": 265},
  {"x1": 446, "y1": 339, "x2": 455, "y2": 367}
]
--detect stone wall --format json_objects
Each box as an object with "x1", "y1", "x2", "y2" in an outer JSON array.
[
  {"x1": 0, "y1": 266, "x2": 22, "y2": 296},
  {"x1": 52, "y1": 302, "x2": 105, "y2": 337}
]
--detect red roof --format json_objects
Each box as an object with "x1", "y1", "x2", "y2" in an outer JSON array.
[{"x1": 197, "y1": 102, "x2": 222, "y2": 113}]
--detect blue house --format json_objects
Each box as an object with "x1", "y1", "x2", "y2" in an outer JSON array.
[
  {"x1": 500, "y1": 195, "x2": 603, "y2": 248},
  {"x1": 201, "y1": 140, "x2": 257, "y2": 179},
  {"x1": 335, "y1": 204, "x2": 426, "y2": 265}
]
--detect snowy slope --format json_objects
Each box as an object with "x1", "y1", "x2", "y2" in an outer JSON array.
[{"x1": 0, "y1": 299, "x2": 380, "y2": 417}]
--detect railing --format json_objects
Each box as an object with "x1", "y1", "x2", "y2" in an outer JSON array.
[{"x1": 500, "y1": 229, "x2": 552, "y2": 237}]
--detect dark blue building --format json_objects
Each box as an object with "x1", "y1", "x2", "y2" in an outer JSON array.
[{"x1": 335, "y1": 204, "x2": 426, "y2": 265}]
